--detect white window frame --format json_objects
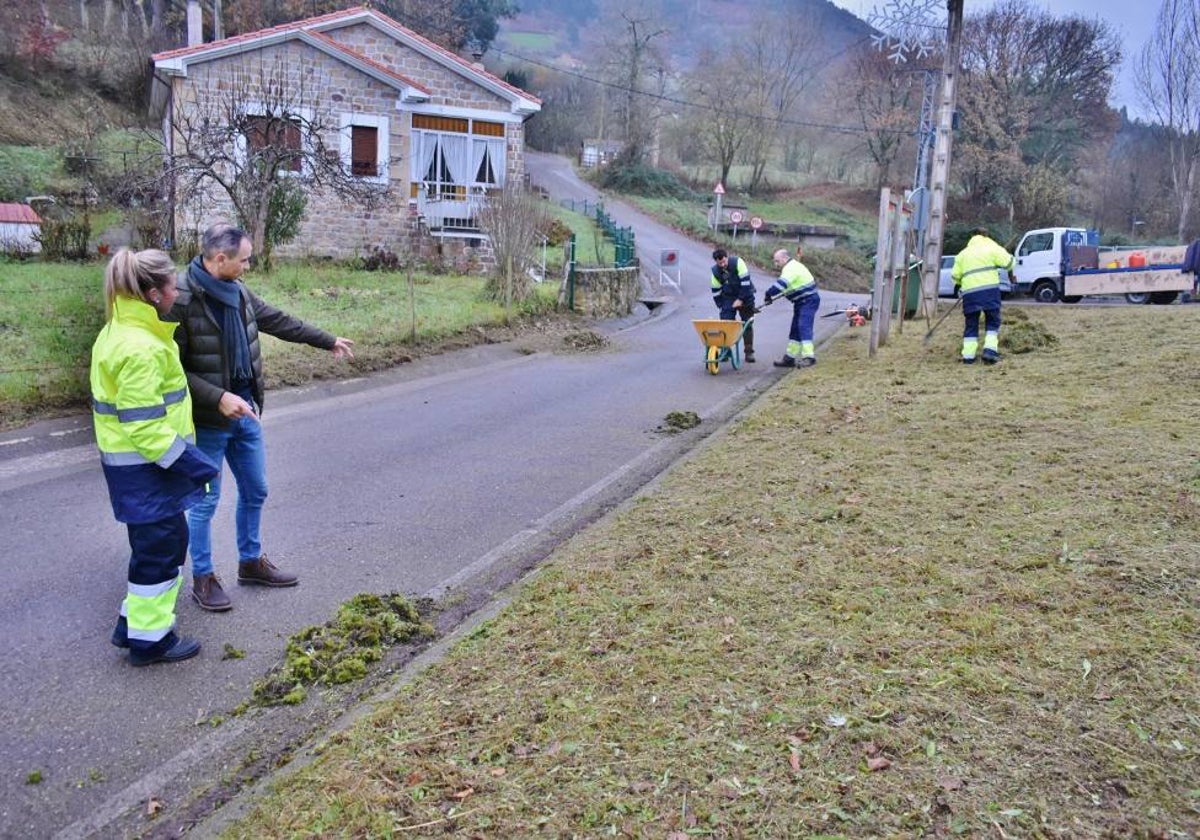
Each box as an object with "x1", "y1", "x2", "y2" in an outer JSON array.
[
  {"x1": 234, "y1": 101, "x2": 314, "y2": 178},
  {"x1": 339, "y1": 112, "x2": 390, "y2": 185}
]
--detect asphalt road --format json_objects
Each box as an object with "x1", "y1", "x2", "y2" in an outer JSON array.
[{"x1": 0, "y1": 153, "x2": 865, "y2": 838}]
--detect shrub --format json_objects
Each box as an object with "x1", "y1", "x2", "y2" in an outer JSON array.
[
  {"x1": 597, "y1": 163, "x2": 698, "y2": 200},
  {"x1": 358, "y1": 246, "x2": 403, "y2": 271},
  {"x1": 542, "y1": 217, "x2": 573, "y2": 247},
  {"x1": 34, "y1": 217, "x2": 91, "y2": 261}
]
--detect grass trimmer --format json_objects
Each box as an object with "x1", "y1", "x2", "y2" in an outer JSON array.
[{"x1": 922, "y1": 296, "x2": 961, "y2": 346}]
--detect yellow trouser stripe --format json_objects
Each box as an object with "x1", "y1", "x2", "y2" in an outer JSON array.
[{"x1": 125, "y1": 572, "x2": 181, "y2": 642}]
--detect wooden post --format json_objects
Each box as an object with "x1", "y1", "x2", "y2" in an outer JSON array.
[
  {"x1": 407, "y1": 265, "x2": 416, "y2": 343},
  {"x1": 869, "y1": 188, "x2": 891, "y2": 358},
  {"x1": 505, "y1": 254, "x2": 513, "y2": 321}
]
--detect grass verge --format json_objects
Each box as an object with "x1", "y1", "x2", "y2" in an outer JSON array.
[
  {"x1": 0, "y1": 262, "x2": 562, "y2": 430},
  {"x1": 216, "y1": 305, "x2": 1200, "y2": 838}
]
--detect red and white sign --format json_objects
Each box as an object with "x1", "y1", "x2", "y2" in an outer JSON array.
[
  {"x1": 714, "y1": 182, "x2": 725, "y2": 195},
  {"x1": 750, "y1": 216, "x2": 763, "y2": 230},
  {"x1": 729, "y1": 210, "x2": 744, "y2": 224}
]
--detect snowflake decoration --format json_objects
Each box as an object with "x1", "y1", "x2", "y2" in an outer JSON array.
[{"x1": 866, "y1": 0, "x2": 945, "y2": 63}]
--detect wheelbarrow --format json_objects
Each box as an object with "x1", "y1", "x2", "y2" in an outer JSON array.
[{"x1": 691, "y1": 316, "x2": 754, "y2": 375}]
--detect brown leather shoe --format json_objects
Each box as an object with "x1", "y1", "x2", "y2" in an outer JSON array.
[
  {"x1": 237, "y1": 555, "x2": 298, "y2": 587},
  {"x1": 192, "y1": 573, "x2": 232, "y2": 612}
]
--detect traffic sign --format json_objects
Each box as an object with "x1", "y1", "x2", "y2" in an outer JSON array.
[
  {"x1": 729, "y1": 210, "x2": 744, "y2": 224},
  {"x1": 750, "y1": 216, "x2": 763, "y2": 230},
  {"x1": 714, "y1": 182, "x2": 725, "y2": 195}
]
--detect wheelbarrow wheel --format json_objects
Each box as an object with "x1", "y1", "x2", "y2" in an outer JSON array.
[{"x1": 706, "y1": 345, "x2": 720, "y2": 375}]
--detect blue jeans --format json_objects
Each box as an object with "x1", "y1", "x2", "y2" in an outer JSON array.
[{"x1": 187, "y1": 418, "x2": 268, "y2": 577}]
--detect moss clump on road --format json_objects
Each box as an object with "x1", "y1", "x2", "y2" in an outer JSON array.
[
  {"x1": 250, "y1": 593, "x2": 434, "y2": 708},
  {"x1": 223, "y1": 306, "x2": 1199, "y2": 838}
]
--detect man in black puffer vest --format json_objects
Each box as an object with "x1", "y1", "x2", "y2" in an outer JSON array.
[{"x1": 167, "y1": 223, "x2": 356, "y2": 612}]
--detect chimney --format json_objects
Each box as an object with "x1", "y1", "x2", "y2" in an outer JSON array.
[{"x1": 186, "y1": 0, "x2": 203, "y2": 47}]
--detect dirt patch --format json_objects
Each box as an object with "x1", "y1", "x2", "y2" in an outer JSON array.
[
  {"x1": 559, "y1": 330, "x2": 609, "y2": 352},
  {"x1": 788, "y1": 182, "x2": 879, "y2": 215}
]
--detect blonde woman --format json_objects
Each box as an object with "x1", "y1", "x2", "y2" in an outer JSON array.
[{"x1": 91, "y1": 249, "x2": 219, "y2": 666}]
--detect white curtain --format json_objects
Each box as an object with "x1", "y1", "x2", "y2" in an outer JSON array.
[
  {"x1": 471, "y1": 137, "x2": 507, "y2": 186},
  {"x1": 412, "y1": 131, "x2": 438, "y2": 186},
  {"x1": 440, "y1": 134, "x2": 469, "y2": 185}
]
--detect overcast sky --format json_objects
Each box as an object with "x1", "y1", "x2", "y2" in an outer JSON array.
[{"x1": 829, "y1": 0, "x2": 1159, "y2": 118}]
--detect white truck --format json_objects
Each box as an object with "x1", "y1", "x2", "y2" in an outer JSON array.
[{"x1": 1011, "y1": 227, "x2": 1193, "y2": 304}]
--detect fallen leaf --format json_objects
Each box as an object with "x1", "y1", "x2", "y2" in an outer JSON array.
[
  {"x1": 789, "y1": 750, "x2": 800, "y2": 772},
  {"x1": 146, "y1": 797, "x2": 163, "y2": 817},
  {"x1": 451, "y1": 787, "x2": 474, "y2": 800},
  {"x1": 490, "y1": 767, "x2": 506, "y2": 777},
  {"x1": 866, "y1": 756, "x2": 892, "y2": 772},
  {"x1": 940, "y1": 776, "x2": 964, "y2": 791},
  {"x1": 404, "y1": 771, "x2": 424, "y2": 786},
  {"x1": 630, "y1": 781, "x2": 655, "y2": 793},
  {"x1": 863, "y1": 742, "x2": 880, "y2": 757}
]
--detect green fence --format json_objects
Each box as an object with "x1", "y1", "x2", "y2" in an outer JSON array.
[{"x1": 559, "y1": 199, "x2": 636, "y2": 269}]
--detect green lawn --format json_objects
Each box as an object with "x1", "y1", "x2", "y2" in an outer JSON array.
[
  {"x1": 0, "y1": 260, "x2": 558, "y2": 430},
  {"x1": 216, "y1": 304, "x2": 1200, "y2": 838}
]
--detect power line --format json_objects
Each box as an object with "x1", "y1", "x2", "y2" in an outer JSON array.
[{"x1": 490, "y1": 37, "x2": 913, "y2": 139}]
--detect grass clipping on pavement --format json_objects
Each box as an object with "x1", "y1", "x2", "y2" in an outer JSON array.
[{"x1": 225, "y1": 306, "x2": 1199, "y2": 838}]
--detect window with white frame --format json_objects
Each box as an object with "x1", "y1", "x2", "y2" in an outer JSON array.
[
  {"x1": 339, "y1": 113, "x2": 389, "y2": 184},
  {"x1": 410, "y1": 115, "x2": 507, "y2": 199}
]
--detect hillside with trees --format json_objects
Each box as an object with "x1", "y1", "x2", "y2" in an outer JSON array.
[{"x1": 0, "y1": 0, "x2": 1197, "y2": 253}]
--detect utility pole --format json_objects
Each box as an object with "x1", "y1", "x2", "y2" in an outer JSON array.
[{"x1": 918, "y1": 0, "x2": 964, "y2": 319}]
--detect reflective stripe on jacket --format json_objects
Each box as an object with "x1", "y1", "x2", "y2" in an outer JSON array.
[
  {"x1": 711, "y1": 256, "x2": 755, "y2": 308},
  {"x1": 952, "y1": 235, "x2": 1013, "y2": 294},
  {"x1": 765, "y1": 258, "x2": 817, "y2": 302},
  {"x1": 90, "y1": 297, "x2": 214, "y2": 524}
]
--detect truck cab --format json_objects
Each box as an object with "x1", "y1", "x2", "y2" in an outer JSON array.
[{"x1": 1012, "y1": 227, "x2": 1093, "y2": 302}]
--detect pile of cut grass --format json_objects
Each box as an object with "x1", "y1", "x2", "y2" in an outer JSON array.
[{"x1": 221, "y1": 305, "x2": 1199, "y2": 838}]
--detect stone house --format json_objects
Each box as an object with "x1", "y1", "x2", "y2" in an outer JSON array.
[{"x1": 150, "y1": 5, "x2": 540, "y2": 265}]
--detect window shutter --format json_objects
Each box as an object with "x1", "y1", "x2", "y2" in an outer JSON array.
[{"x1": 351, "y1": 125, "x2": 378, "y2": 177}]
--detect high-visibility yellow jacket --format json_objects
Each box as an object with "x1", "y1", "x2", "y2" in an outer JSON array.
[
  {"x1": 952, "y1": 235, "x2": 1013, "y2": 294},
  {"x1": 90, "y1": 297, "x2": 218, "y2": 524},
  {"x1": 764, "y1": 258, "x2": 817, "y2": 303}
]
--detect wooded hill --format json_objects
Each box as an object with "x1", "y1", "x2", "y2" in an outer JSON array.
[{"x1": 0, "y1": 0, "x2": 1196, "y2": 247}]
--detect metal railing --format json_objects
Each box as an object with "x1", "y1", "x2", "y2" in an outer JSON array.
[{"x1": 417, "y1": 184, "x2": 488, "y2": 232}]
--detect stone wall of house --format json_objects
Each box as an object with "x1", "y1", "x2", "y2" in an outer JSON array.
[
  {"x1": 173, "y1": 41, "x2": 412, "y2": 260},
  {"x1": 328, "y1": 23, "x2": 511, "y2": 112},
  {"x1": 169, "y1": 32, "x2": 529, "y2": 265}
]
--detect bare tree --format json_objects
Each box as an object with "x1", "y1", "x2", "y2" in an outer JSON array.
[
  {"x1": 1135, "y1": 0, "x2": 1200, "y2": 243},
  {"x1": 476, "y1": 184, "x2": 551, "y2": 306},
  {"x1": 684, "y1": 48, "x2": 755, "y2": 186},
  {"x1": 847, "y1": 45, "x2": 920, "y2": 192},
  {"x1": 740, "y1": 14, "x2": 821, "y2": 193},
  {"x1": 162, "y1": 57, "x2": 390, "y2": 267},
  {"x1": 593, "y1": 0, "x2": 669, "y2": 166},
  {"x1": 954, "y1": 0, "x2": 1119, "y2": 223}
]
